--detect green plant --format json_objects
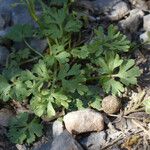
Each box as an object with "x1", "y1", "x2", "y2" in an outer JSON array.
[
  {"x1": 1, "y1": 1, "x2": 141, "y2": 115},
  {"x1": 7, "y1": 112, "x2": 43, "y2": 144},
  {"x1": 97, "y1": 52, "x2": 141, "y2": 95},
  {"x1": 88, "y1": 25, "x2": 131, "y2": 56},
  {"x1": 143, "y1": 99, "x2": 150, "y2": 114},
  {"x1": 0, "y1": 0, "x2": 142, "y2": 144}
]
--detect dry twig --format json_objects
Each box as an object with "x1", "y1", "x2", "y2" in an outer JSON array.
[{"x1": 124, "y1": 90, "x2": 146, "y2": 116}]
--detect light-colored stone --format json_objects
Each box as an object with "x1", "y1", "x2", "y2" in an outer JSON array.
[
  {"x1": 128, "y1": 0, "x2": 148, "y2": 10},
  {"x1": 140, "y1": 31, "x2": 149, "y2": 43},
  {"x1": 106, "y1": 1, "x2": 129, "y2": 21},
  {"x1": 102, "y1": 96, "x2": 121, "y2": 114},
  {"x1": 0, "y1": 108, "x2": 14, "y2": 126},
  {"x1": 52, "y1": 120, "x2": 64, "y2": 138},
  {"x1": 118, "y1": 9, "x2": 144, "y2": 33},
  {"x1": 16, "y1": 144, "x2": 26, "y2": 150},
  {"x1": 79, "y1": 131, "x2": 106, "y2": 150},
  {"x1": 143, "y1": 14, "x2": 150, "y2": 31},
  {"x1": 139, "y1": 31, "x2": 150, "y2": 50},
  {"x1": 64, "y1": 109, "x2": 104, "y2": 134},
  {"x1": 0, "y1": 46, "x2": 9, "y2": 66},
  {"x1": 78, "y1": 0, "x2": 130, "y2": 21}
]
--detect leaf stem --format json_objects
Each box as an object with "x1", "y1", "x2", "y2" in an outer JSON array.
[
  {"x1": 47, "y1": 38, "x2": 52, "y2": 55},
  {"x1": 25, "y1": 0, "x2": 43, "y2": 29},
  {"x1": 50, "y1": 62, "x2": 58, "y2": 92},
  {"x1": 24, "y1": 40, "x2": 44, "y2": 58},
  {"x1": 20, "y1": 56, "x2": 40, "y2": 65},
  {"x1": 25, "y1": 0, "x2": 52, "y2": 53}
]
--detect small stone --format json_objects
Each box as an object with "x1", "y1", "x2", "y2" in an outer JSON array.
[
  {"x1": 79, "y1": 131, "x2": 106, "y2": 150},
  {"x1": 106, "y1": 1, "x2": 129, "y2": 21},
  {"x1": 143, "y1": 14, "x2": 150, "y2": 31},
  {"x1": 51, "y1": 130, "x2": 84, "y2": 150},
  {"x1": 30, "y1": 38, "x2": 48, "y2": 53},
  {"x1": 0, "y1": 46, "x2": 9, "y2": 66},
  {"x1": 0, "y1": 108, "x2": 14, "y2": 126},
  {"x1": 64, "y1": 109, "x2": 104, "y2": 134},
  {"x1": 16, "y1": 144, "x2": 26, "y2": 150},
  {"x1": 118, "y1": 9, "x2": 144, "y2": 34},
  {"x1": 128, "y1": 0, "x2": 148, "y2": 10},
  {"x1": 52, "y1": 120, "x2": 64, "y2": 138},
  {"x1": 102, "y1": 96, "x2": 121, "y2": 114},
  {"x1": 140, "y1": 31, "x2": 149, "y2": 43},
  {"x1": 139, "y1": 32, "x2": 150, "y2": 50},
  {"x1": 78, "y1": 0, "x2": 130, "y2": 21},
  {"x1": 50, "y1": 131, "x2": 83, "y2": 150}
]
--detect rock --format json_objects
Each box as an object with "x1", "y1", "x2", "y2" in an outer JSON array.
[
  {"x1": 143, "y1": 14, "x2": 150, "y2": 31},
  {"x1": 0, "y1": 46, "x2": 9, "y2": 66},
  {"x1": 0, "y1": 130, "x2": 17, "y2": 150},
  {"x1": 102, "y1": 96, "x2": 121, "y2": 114},
  {"x1": 0, "y1": 27, "x2": 10, "y2": 37},
  {"x1": 0, "y1": 108, "x2": 14, "y2": 126},
  {"x1": 148, "y1": 1, "x2": 150, "y2": 10},
  {"x1": 0, "y1": 0, "x2": 36, "y2": 26},
  {"x1": 111, "y1": 146, "x2": 121, "y2": 150},
  {"x1": 106, "y1": 0, "x2": 129, "y2": 21},
  {"x1": 0, "y1": 9, "x2": 11, "y2": 28},
  {"x1": 51, "y1": 130, "x2": 84, "y2": 150},
  {"x1": 0, "y1": 15, "x2": 5, "y2": 29},
  {"x1": 0, "y1": 7, "x2": 11, "y2": 37},
  {"x1": 36, "y1": 130, "x2": 83, "y2": 150},
  {"x1": 16, "y1": 144, "x2": 26, "y2": 150},
  {"x1": 139, "y1": 32, "x2": 150, "y2": 50},
  {"x1": 128, "y1": 0, "x2": 148, "y2": 10},
  {"x1": 11, "y1": 4, "x2": 35, "y2": 25},
  {"x1": 64, "y1": 109, "x2": 104, "y2": 134},
  {"x1": 33, "y1": 121, "x2": 64, "y2": 150},
  {"x1": 0, "y1": 0, "x2": 14, "y2": 26},
  {"x1": 45, "y1": 123, "x2": 53, "y2": 143},
  {"x1": 79, "y1": 131, "x2": 106, "y2": 150},
  {"x1": 30, "y1": 38, "x2": 48, "y2": 53},
  {"x1": 52, "y1": 120, "x2": 64, "y2": 138},
  {"x1": 118, "y1": 9, "x2": 144, "y2": 34},
  {"x1": 13, "y1": 38, "x2": 47, "y2": 53},
  {"x1": 34, "y1": 142, "x2": 51, "y2": 150},
  {"x1": 140, "y1": 31, "x2": 149, "y2": 43},
  {"x1": 81, "y1": 0, "x2": 130, "y2": 21},
  {"x1": 0, "y1": 0, "x2": 18, "y2": 10}
]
